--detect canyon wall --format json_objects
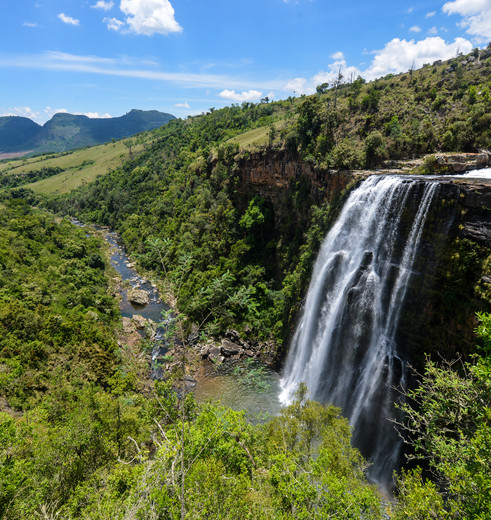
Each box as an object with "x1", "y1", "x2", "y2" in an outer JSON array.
[{"x1": 227, "y1": 148, "x2": 491, "y2": 362}]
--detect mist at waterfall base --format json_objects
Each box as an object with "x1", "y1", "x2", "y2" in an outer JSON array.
[{"x1": 280, "y1": 175, "x2": 440, "y2": 490}]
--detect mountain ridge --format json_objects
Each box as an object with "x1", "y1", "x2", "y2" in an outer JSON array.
[{"x1": 0, "y1": 109, "x2": 175, "y2": 155}]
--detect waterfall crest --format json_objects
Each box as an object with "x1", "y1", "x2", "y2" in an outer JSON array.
[{"x1": 279, "y1": 175, "x2": 438, "y2": 486}]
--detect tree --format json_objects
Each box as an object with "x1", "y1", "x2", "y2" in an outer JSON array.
[
  {"x1": 392, "y1": 313, "x2": 491, "y2": 519},
  {"x1": 316, "y1": 82, "x2": 329, "y2": 95}
]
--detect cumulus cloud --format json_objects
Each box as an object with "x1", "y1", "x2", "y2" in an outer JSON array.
[
  {"x1": 44, "y1": 106, "x2": 112, "y2": 120},
  {"x1": 285, "y1": 77, "x2": 307, "y2": 93},
  {"x1": 82, "y1": 111, "x2": 112, "y2": 118},
  {"x1": 92, "y1": 1, "x2": 114, "y2": 10},
  {"x1": 219, "y1": 89, "x2": 263, "y2": 102},
  {"x1": 22, "y1": 22, "x2": 38, "y2": 28},
  {"x1": 120, "y1": 0, "x2": 182, "y2": 35},
  {"x1": 0, "y1": 106, "x2": 40, "y2": 121},
  {"x1": 442, "y1": 0, "x2": 491, "y2": 42},
  {"x1": 364, "y1": 36, "x2": 473, "y2": 79},
  {"x1": 284, "y1": 37, "x2": 473, "y2": 95},
  {"x1": 428, "y1": 26, "x2": 438, "y2": 35},
  {"x1": 175, "y1": 102, "x2": 190, "y2": 108},
  {"x1": 104, "y1": 17, "x2": 125, "y2": 31},
  {"x1": 285, "y1": 52, "x2": 362, "y2": 95},
  {"x1": 426, "y1": 11, "x2": 436, "y2": 18},
  {"x1": 410, "y1": 25, "x2": 422, "y2": 32},
  {"x1": 58, "y1": 13, "x2": 80, "y2": 26}
]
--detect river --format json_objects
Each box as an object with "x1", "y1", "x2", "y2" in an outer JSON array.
[{"x1": 97, "y1": 225, "x2": 282, "y2": 422}]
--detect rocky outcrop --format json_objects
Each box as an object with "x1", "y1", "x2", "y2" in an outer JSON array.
[
  {"x1": 128, "y1": 288, "x2": 149, "y2": 306},
  {"x1": 233, "y1": 148, "x2": 353, "y2": 204},
  {"x1": 198, "y1": 329, "x2": 276, "y2": 364},
  {"x1": 431, "y1": 152, "x2": 491, "y2": 174},
  {"x1": 397, "y1": 178, "x2": 491, "y2": 363}
]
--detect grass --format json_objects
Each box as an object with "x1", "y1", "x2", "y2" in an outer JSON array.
[
  {"x1": 227, "y1": 120, "x2": 286, "y2": 149},
  {"x1": 0, "y1": 137, "x2": 152, "y2": 195}
]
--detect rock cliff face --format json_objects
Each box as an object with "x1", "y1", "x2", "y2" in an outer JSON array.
[
  {"x1": 229, "y1": 149, "x2": 355, "y2": 241},
  {"x1": 234, "y1": 149, "x2": 353, "y2": 201},
  {"x1": 228, "y1": 148, "x2": 490, "y2": 362},
  {"x1": 397, "y1": 178, "x2": 490, "y2": 363}
]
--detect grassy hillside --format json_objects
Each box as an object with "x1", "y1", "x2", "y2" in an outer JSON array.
[{"x1": 0, "y1": 135, "x2": 154, "y2": 195}]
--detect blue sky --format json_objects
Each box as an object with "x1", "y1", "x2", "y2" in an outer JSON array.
[{"x1": 1, "y1": 0, "x2": 490, "y2": 123}]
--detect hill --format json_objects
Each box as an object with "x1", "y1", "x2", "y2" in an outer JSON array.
[
  {"x1": 0, "y1": 109, "x2": 175, "y2": 155},
  {"x1": 0, "y1": 133, "x2": 157, "y2": 195},
  {"x1": 0, "y1": 116, "x2": 42, "y2": 152}
]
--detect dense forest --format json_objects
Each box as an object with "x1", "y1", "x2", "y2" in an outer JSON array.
[{"x1": 1, "y1": 46, "x2": 490, "y2": 518}]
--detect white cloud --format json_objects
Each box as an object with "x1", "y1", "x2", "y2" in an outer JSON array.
[
  {"x1": 443, "y1": 0, "x2": 491, "y2": 42},
  {"x1": 82, "y1": 111, "x2": 112, "y2": 118},
  {"x1": 219, "y1": 89, "x2": 263, "y2": 102},
  {"x1": 283, "y1": 36, "x2": 474, "y2": 95},
  {"x1": 428, "y1": 26, "x2": 438, "y2": 35},
  {"x1": 23, "y1": 22, "x2": 38, "y2": 28},
  {"x1": 0, "y1": 106, "x2": 40, "y2": 121},
  {"x1": 330, "y1": 51, "x2": 344, "y2": 60},
  {"x1": 175, "y1": 102, "x2": 190, "y2": 108},
  {"x1": 92, "y1": 1, "x2": 114, "y2": 10},
  {"x1": 285, "y1": 77, "x2": 307, "y2": 92},
  {"x1": 407, "y1": 7, "x2": 414, "y2": 13},
  {"x1": 104, "y1": 17, "x2": 125, "y2": 31},
  {"x1": 410, "y1": 25, "x2": 422, "y2": 32},
  {"x1": 0, "y1": 51, "x2": 283, "y2": 92},
  {"x1": 44, "y1": 107, "x2": 112, "y2": 120},
  {"x1": 120, "y1": 0, "x2": 182, "y2": 35},
  {"x1": 364, "y1": 37, "x2": 473, "y2": 79},
  {"x1": 426, "y1": 11, "x2": 436, "y2": 18},
  {"x1": 58, "y1": 13, "x2": 80, "y2": 26}
]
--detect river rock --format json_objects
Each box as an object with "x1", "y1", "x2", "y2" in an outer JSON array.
[
  {"x1": 132, "y1": 315, "x2": 149, "y2": 329},
  {"x1": 122, "y1": 316, "x2": 136, "y2": 334},
  {"x1": 221, "y1": 338, "x2": 240, "y2": 356},
  {"x1": 208, "y1": 345, "x2": 224, "y2": 364},
  {"x1": 128, "y1": 288, "x2": 149, "y2": 306}
]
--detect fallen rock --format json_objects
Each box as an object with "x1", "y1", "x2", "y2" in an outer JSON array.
[
  {"x1": 221, "y1": 338, "x2": 240, "y2": 356},
  {"x1": 208, "y1": 345, "x2": 224, "y2": 364},
  {"x1": 122, "y1": 316, "x2": 136, "y2": 334}
]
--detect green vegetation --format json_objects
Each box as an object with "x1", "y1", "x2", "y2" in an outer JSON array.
[
  {"x1": 1, "y1": 46, "x2": 490, "y2": 518},
  {"x1": 0, "y1": 136, "x2": 154, "y2": 195},
  {"x1": 0, "y1": 201, "x2": 384, "y2": 519},
  {"x1": 389, "y1": 313, "x2": 491, "y2": 519}
]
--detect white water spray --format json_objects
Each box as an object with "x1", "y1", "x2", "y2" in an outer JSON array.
[{"x1": 280, "y1": 175, "x2": 438, "y2": 486}]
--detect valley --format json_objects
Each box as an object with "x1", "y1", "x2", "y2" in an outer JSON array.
[{"x1": 0, "y1": 46, "x2": 490, "y2": 519}]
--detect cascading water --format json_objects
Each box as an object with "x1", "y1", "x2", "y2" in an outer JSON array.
[{"x1": 279, "y1": 175, "x2": 438, "y2": 488}]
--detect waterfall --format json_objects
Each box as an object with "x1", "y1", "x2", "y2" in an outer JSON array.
[{"x1": 279, "y1": 175, "x2": 438, "y2": 487}]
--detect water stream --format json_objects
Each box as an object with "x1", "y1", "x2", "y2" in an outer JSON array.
[
  {"x1": 280, "y1": 175, "x2": 440, "y2": 488},
  {"x1": 82, "y1": 223, "x2": 281, "y2": 419}
]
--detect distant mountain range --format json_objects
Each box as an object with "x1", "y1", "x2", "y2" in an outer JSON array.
[{"x1": 0, "y1": 109, "x2": 176, "y2": 155}]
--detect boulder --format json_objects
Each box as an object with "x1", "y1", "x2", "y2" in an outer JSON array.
[
  {"x1": 208, "y1": 345, "x2": 224, "y2": 364},
  {"x1": 128, "y1": 288, "x2": 149, "y2": 306},
  {"x1": 221, "y1": 338, "x2": 240, "y2": 356},
  {"x1": 132, "y1": 315, "x2": 149, "y2": 329},
  {"x1": 122, "y1": 316, "x2": 136, "y2": 334}
]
